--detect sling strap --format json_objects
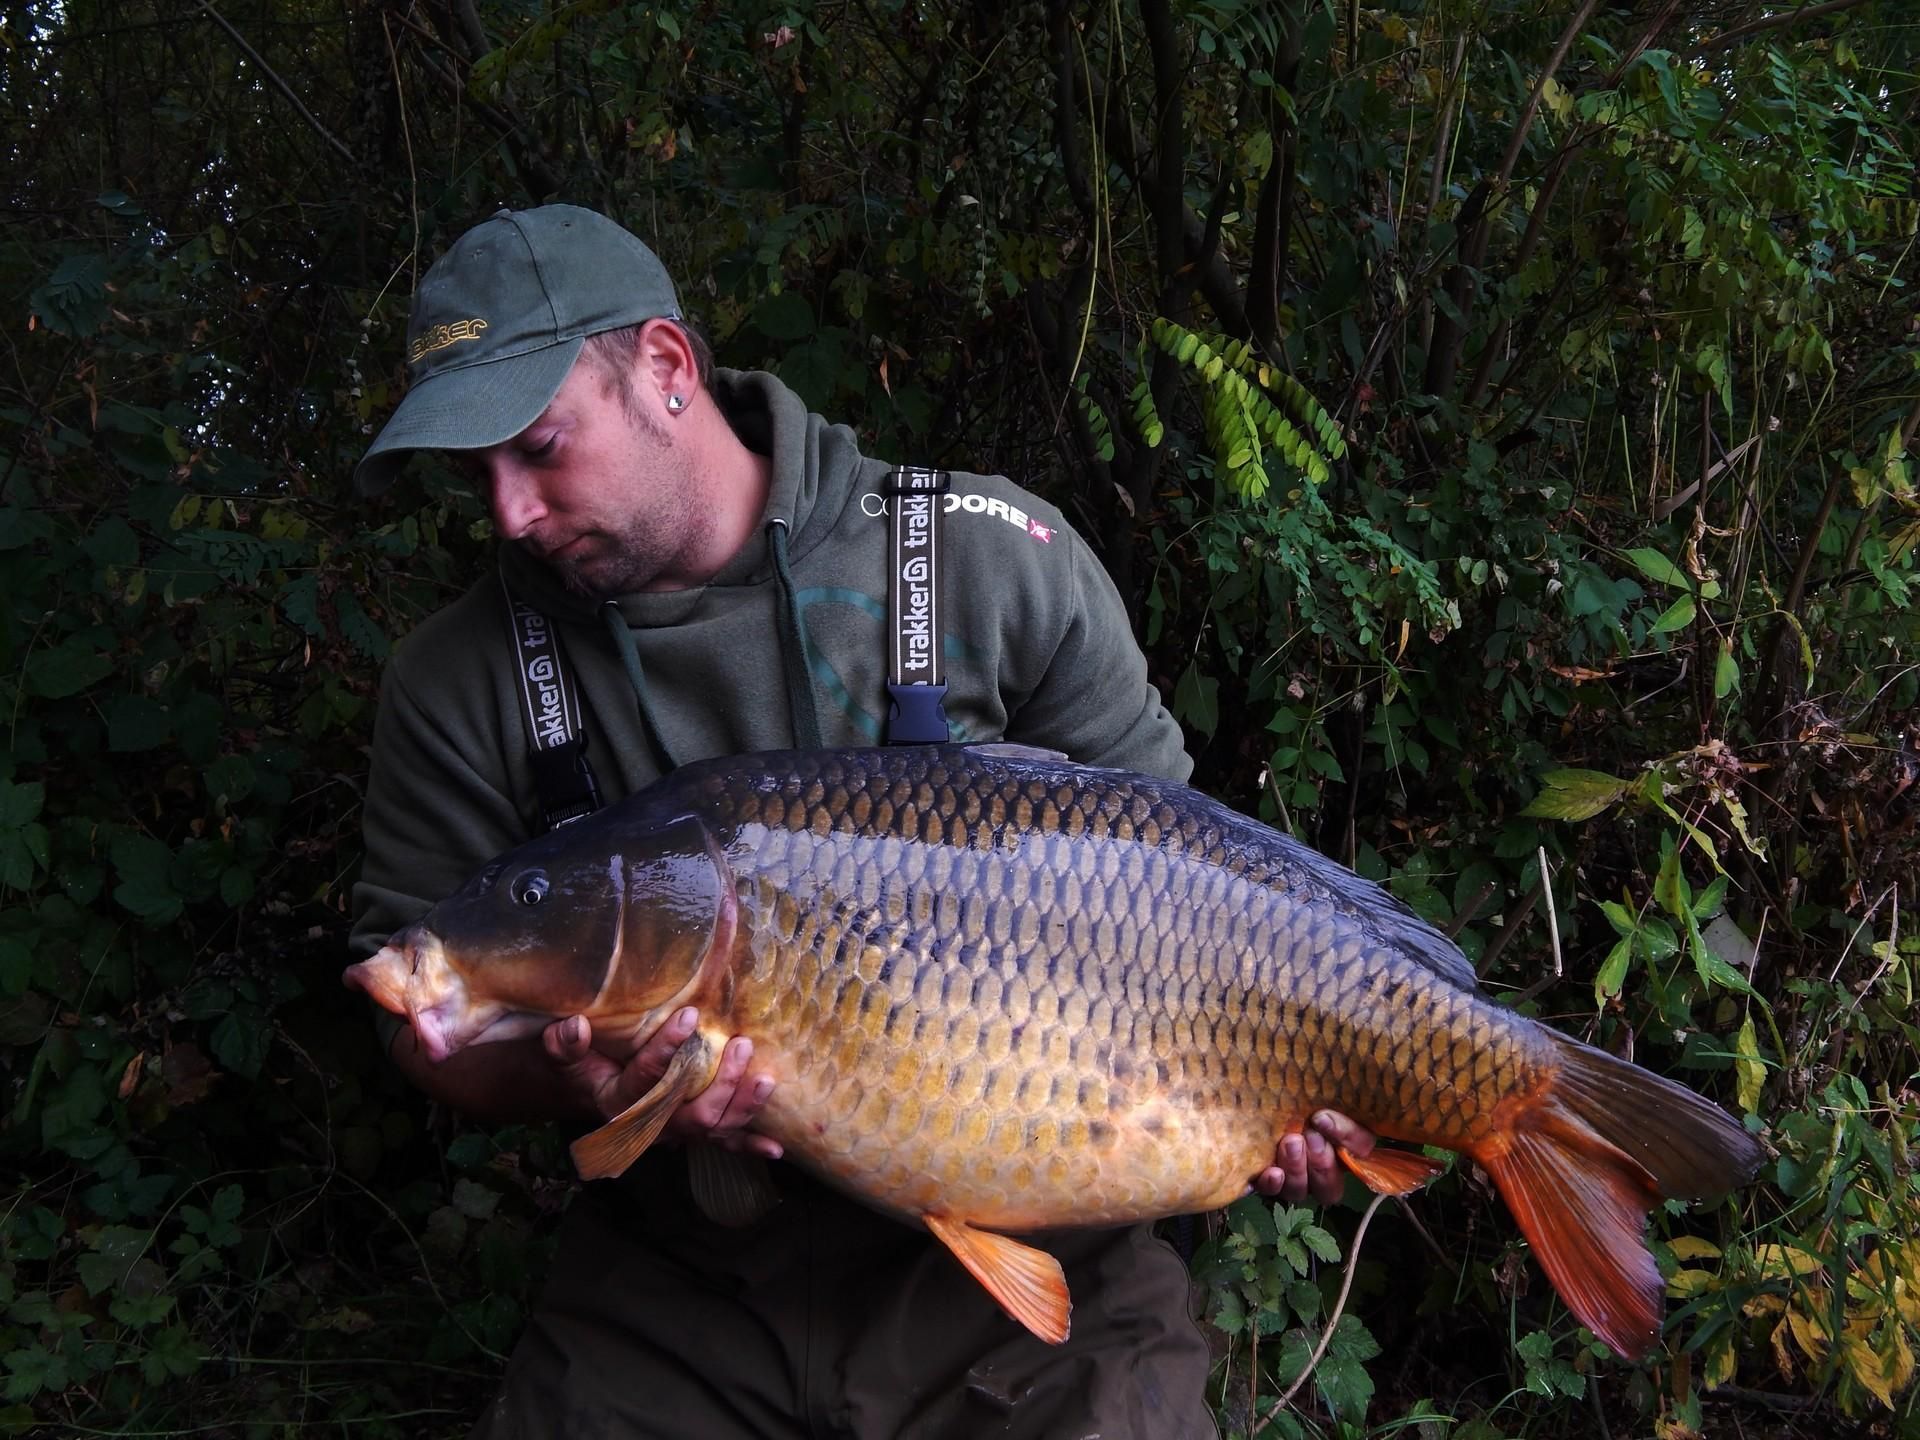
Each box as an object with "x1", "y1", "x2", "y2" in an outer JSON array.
[
  {"x1": 884, "y1": 465, "x2": 952, "y2": 744},
  {"x1": 500, "y1": 573, "x2": 602, "y2": 830}
]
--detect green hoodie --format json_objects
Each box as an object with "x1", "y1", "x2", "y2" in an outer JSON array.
[{"x1": 350, "y1": 368, "x2": 1190, "y2": 959}]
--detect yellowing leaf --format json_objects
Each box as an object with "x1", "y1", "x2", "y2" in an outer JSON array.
[
  {"x1": 1669, "y1": 1236, "x2": 1724, "y2": 1262},
  {"x1": 1787, "y1": 1306, "x2": 1831, "y2": 1363},
  {"x1": 1841, "y1": 1328, "x2": 1916, "y2": 1409},
  {"x1": 1521, "y1": 768, "x2": 1632, "y2": 822},
  {"x1": 1541, "y1": 75, "x2": 1573, "y2": 123},
  {"x1": 1771, "y1": 1318, "x2": 1798, "y2": 1380},
  {"x1": 1667, "y1": 1267, "x2": 1717, "y2": 1299},
  {"x1": 1734, "y1": 1016, "x2": 1764, "y2": 1114},
  {"x1": 1754, "y1": 1244, "x2": 1824, "y2": 1280},
  {"x1": 1744, "y1": 1293, "x2": 1787, "y2": 1320},
  {"x1": 1705, "y1": 1335, "x2": 1737, "y2": 1388}
]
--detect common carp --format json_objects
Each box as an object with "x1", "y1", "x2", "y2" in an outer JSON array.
[{"x1": 346, "y1": 744, "x2": 1762, "y2": 1356}]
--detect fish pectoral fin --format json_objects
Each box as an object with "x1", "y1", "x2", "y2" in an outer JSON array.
[
  {"x1": 569, "y1": 1033, "x2": 719, "y2": 1182},
  {"x1": 924, "y1": 1214, "x2": 1071, "y2": 1345},
  {"x1": 1338, "y1": 1144, "x2": 1448, "y2": 1197}
]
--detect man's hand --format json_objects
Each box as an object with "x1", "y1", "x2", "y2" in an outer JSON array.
[
  {"x1": 542, "y1": 1008, "x2": 784, "y2": 1160},
  {"x1": 1252, "y1": 1110, "x2": 1374, "y2": 1205}
]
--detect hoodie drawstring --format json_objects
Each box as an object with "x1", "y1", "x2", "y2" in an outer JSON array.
[
  {"x1": 767, "y1": 518, "x2": 823, "y2": 749},
  {"x1": 601, "y1": 601, "x2": 684, "y2": 774},
  {"x1": 596, "y1": 519, "x2": 824, "y2": 770}
]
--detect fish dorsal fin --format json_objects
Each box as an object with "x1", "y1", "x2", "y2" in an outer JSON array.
[
  {"x1": 968, "y1": 742, "x2": 1068, "y2": 763},
  {"x1": 570, "y1": 1031, "x2": 719, "y2": 1181},
  {"x1": 924, "y1": 1214, "x2": 1071, "y2": 1344},
  {"x1": 687, "y1": 1145, "x2": 782, "y2": 1226},
  {"x1": 1338, "y1": 1144, "x2": 1447, "y2": 1196}
]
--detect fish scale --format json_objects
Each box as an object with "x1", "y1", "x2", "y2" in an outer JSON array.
[{"x1": 347, "y1": 743, "x2": 1764, "y2": 1356}]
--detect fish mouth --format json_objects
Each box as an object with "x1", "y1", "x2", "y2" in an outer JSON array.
[{"x1": 344, "y1": 929, "x2": 540, "y2": 1063}]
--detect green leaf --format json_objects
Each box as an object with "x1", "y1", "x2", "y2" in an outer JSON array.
[
  {"x1": 0, "y1": 780, "x2": 44, "y2": 829},
  {"x1": 1520, "y1": 769, "x2": 1631, "y2": 822},
  {"x1": 1714, "y1": 641, "x2": 1739, "y2": 698},
  {"x1": 108, "y1": 695, "x2": 173, "y2": 752},
  {"x1": 111, "y1": 833, "x2": 182, "y2": 924},
  {"x1": 140, "y1": 1324, "x2": 203, "y2": 1384},
  {"x1": 1594, "y1": 936, "x2": 1633, "y2": 1003},
  {"x1": 1300, "y1": 1224, "x2": 1340, "y2": 1263},
  {"x1": 1173, "y1": 663, "x2": 1219, "y2": 738},
  {"x1": 210, "y1": 1010, "x2": 271, "y2": 1080},
  {"x1": 1621, "y1": 547, "x2": 1691, "y2": 591},
  {"x1": 1651, "y1": 593, "x2": 1697, "y2": 633},
  {"x1": 26, "y1": 639, "x2": 114, "y2": 699},
  {"x1": 279, "y1": 575, "x2": 324, "y2": 637},
  {"x1": 754, "y1": 291, "x2": 814, "y2": 342}
]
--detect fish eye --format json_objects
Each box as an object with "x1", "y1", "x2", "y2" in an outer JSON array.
[{"x1": 511, "y1": 871, "x2": 550, "y2": 906}]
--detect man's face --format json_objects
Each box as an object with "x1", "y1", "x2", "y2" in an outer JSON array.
[{"x1": 458, "y1": 349, "x2": 704, "y2": 598}]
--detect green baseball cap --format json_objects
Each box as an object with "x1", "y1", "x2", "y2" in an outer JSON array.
[{"x1": 354, "y1": 204, "x2": 681, "y2": 494}]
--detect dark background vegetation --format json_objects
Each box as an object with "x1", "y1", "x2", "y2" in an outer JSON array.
[{"x1": 2, "y1": 0, "x2": 1916, "y2": 1435}]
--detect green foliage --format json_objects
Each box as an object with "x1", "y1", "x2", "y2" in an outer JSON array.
[{"x1": 3, "y1": 0, "x2": 1917, "y2": 1435}]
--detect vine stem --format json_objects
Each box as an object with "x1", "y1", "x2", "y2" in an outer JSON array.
[{"x1": 1258, "y1": 1189, "x2": 1390, "y2": 1430}]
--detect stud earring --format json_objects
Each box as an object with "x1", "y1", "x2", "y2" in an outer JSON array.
[{"x1": 666, "y1": 394, "x2": 687, "y2": 412}]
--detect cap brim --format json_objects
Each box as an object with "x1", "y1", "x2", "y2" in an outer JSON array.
[{"x1": 353, "y1": 336, "x2": 586, "y2": 495}]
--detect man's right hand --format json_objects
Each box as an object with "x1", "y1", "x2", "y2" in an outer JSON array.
[{"x1": 542, "y1": 1008, "x2": 784, "y2": 1160}]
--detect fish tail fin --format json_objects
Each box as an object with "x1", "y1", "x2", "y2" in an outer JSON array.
[{"x1": 1474, "y1": 1038, "x2": 1764, "y2": 1360}]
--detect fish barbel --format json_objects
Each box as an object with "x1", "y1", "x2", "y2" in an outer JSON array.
[{"x1": 346, "y1": 744, "x2": 1762, "y2": 1355}]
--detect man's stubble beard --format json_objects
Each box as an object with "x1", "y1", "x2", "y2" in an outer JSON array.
[{"x1": 547, "y1": 400, "x2": 706, "y2": 600}]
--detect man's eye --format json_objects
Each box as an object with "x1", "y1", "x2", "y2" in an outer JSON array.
[{"x1": 524, "y1": 435, "x2": 558, "y2": 459}]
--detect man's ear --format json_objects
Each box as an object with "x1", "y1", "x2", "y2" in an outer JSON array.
[{"x1": 636, "y1": 319, "x2": 698, "y2": 411}]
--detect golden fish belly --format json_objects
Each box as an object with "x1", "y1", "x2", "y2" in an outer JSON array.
[{"x1": 723, "y1": 808, "x2": 1553, "y2": 1230}]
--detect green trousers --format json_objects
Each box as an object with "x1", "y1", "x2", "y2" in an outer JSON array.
[{"x1": 470, "y1": 1152, "x2": 1219, "y2": 1439}]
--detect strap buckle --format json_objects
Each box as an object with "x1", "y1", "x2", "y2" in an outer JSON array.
[{"x1": 887, "y1": 682, "x2": 951, "y2": 744}]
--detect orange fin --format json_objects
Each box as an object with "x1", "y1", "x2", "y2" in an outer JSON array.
[
  {"x1": 1338, "y1": 1144, "x2": 1446, "y2": 1196},
  {"x1": 924, "y1": 1214, "x2": 1071, "y2": 1344},
  {"x1": 1475, "y1": 1101, "x2": 1664, "y2": 1360},
  {"x1": 570, "y1": 1032, "x2": 718, "y2": 1181}
]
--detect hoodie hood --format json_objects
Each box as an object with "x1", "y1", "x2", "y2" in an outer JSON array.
[{"x1": 498, "y1": 368, "x2": 876, "y2": 626}]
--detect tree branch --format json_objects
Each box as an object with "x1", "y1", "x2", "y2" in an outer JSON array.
[
  {"x1": 197, "y1": 2, "x2": 355, "y2": 164},
  {"x1": 1684, "y1": 0, "x2": 1874, "y2": 59}
]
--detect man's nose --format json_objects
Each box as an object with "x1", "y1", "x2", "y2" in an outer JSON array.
[{"x1": 487, "y1": 462, "x2": 547, "y2": 541}]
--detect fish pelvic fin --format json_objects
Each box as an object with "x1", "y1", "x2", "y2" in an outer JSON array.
[
  {"x1": 1475, "y1": 1040, "x2": 1762, "y2": 1361},
  {"x1": 1338, "y1": 1144, "x2": 1446, "y2": 1196},
  {"x1": 924, "y1": 1214, "x2": 1071, "y2": 1345},
  {"x1": 569, "y1": 1032, "x2": 719, "y2": 1181},
  {"x1": 687, "y1": 1145, "x2": 781, "y2": 1227}
]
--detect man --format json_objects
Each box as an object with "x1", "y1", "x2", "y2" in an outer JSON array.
[{"x1": 350, "y1": 204, "x2": 1374, "y2": 1439}]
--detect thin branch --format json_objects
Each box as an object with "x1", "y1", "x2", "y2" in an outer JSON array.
[
  {"x1": 1684, "y1": 0, "x2": 1875, "y2": 59},
  {"x1": 197, "y1": 1, "x2": 355, "y2": 164},
  {"x1": 1259, "y1": 1191, "x2": 1390, "y2": 1426}
]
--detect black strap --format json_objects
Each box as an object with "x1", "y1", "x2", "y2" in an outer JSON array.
[
  {"x1": 500, "y1": 574, "x2": 601, "y2": 830},
  {"x1": 884, "y1": 465, "x2": 951, "y2": 744}
]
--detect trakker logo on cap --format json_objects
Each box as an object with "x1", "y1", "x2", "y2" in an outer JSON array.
[{"x1": 409, "y1": 318, "x2": 490, "y2": 365}]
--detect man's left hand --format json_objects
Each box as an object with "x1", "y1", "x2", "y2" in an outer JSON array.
[{"x1": 1252, "y1": 1110, "x2": 1374, "y2": 1205}]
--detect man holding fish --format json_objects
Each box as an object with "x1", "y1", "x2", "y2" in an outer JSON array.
[{"x1": 349, "y1": 205, "x2": 1374, "y2": 1438}]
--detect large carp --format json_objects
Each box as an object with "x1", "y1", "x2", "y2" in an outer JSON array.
[{"x1": 346, "y1": 744, "x2": 1761, "y2": 1356}]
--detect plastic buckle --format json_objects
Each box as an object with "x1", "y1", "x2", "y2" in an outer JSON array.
[
  {"x1": 887, "y1": 682, "x2": 951, "y2": 744},
  {"x1": 528, "y1": 738, "x2": 601, "y2": 829}
]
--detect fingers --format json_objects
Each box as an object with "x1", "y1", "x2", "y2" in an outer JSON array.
[
  {"x1": 1253, "y1": 1113, "x2": 1373, "y2": 1206},
  {"x1": 1311, "y1": 1108, "x2": 1375, "y2": 1159},
  {"x1": 632, "y1": 1007, "x2": 700, "y2": 1085},
  {"x1": 541, "y1": 1014, "x2": 625, "y2": 1119},
  {"x1": 665, "y1": 1035, "x2": 776, "y2": 1147}
]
